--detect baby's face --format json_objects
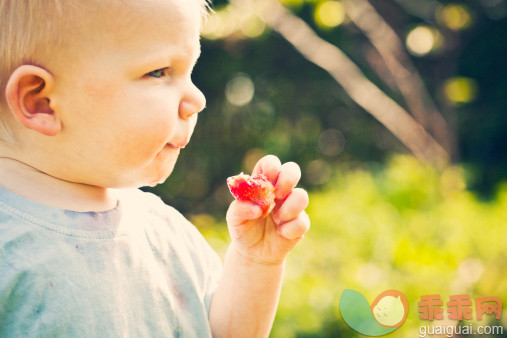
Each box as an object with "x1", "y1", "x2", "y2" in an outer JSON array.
[{"x1": 45, "y1": 0, "x2": 205, "y2": 188}]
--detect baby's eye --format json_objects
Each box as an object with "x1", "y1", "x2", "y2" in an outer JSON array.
[{"x1": 146, "y1": 67, "x2": 170, "y2": 78}]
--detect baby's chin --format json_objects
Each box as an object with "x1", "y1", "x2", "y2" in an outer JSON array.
[
  {"x1": 146, "y1": 166, "x2": 176, "y2": 187},
  {"x1": 146, "y1": 176, "x2": 170, "y2": 188},
  {"x1": 104, "y1": 167, "x2": 174, "y2": 189},
  {"x1": 104, "y1": 149, "x2": 180, "y2": 189},
  {"x1": 143, "y1": 148, "x2": 180, "y2": 187}
]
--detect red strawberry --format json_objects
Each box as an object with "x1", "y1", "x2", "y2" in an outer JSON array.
[{"x1": 227, "y1": 173, "x2": 276, "y2": 218}]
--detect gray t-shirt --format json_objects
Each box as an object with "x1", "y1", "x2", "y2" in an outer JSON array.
[{"x1": 0, "y1": 186, "x2": 223, "y2": 337}]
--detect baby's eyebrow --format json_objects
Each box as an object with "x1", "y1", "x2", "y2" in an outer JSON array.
[{"x1": 134, "y1": 42, "x2": 201, "y2": 74}]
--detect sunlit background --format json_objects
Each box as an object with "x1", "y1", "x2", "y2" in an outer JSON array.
[{"x1": 144, "y1": 0, "x2": 507, "y2": 336}]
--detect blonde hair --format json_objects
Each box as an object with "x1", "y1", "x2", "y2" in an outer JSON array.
[{"x1": 0, "y1": 0, "x2": 210, "y2": 143}]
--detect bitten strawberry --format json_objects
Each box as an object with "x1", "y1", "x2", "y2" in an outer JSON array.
[{"x1": 227, "y1": 173, "x2": 276, "y2": 218}]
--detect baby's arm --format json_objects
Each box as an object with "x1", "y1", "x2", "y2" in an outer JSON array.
[{"x1": 209, "y1": 155, "x2": 310, "y2": 337}]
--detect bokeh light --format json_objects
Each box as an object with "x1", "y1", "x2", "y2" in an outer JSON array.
[
  {"x1": 314, "y1": 1, "x2": 346, "y2": 29},
  {"x1": 240, "y1": 15, "x2": 266, "y2": 38},
  {"x1": 437, "y1": 4, "x2": 473, "y2": 31},
  {"x1": 201, "y1": 5, "x2": 267, "y2": 40},
  {"x1": 225, "y1": 73, "x2": 255, "y2": 106},
  {"x1": 443, "y1": 77, "x2": 478, "y2": 104},
  {"x1": 405, "y1": 25, "x2": 441, "y2": 56},
  {"x1": 458, "y1": 258, "x2": 484, "y2": 283},
  {"x1": 242, "y1": 148, "x2": 267, "y2": 173},
  {"x1": 318, "y1": 129, "x2": 345, "y2": 156},
  {"x1": 305, "y1": 159, "x2": 332, "y2": 185},
  {"x1": 201, "y1": 12, "x2": 225, "y2": 40}
]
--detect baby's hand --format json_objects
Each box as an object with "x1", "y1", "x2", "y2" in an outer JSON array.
[{"x1": 226, "y1": 155, "x2": 310, "y2": 265}]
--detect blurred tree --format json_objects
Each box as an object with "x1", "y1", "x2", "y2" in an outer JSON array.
[{"x1": 229, "y1": 0, "x2": 450, "y2": 166}]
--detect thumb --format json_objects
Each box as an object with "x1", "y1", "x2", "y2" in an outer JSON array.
[{"x1": 226, "y1": 200, "x2": 263, "y2": 227}]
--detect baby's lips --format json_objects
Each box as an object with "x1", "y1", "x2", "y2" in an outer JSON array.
[{"x1": 227, "y1": 173, "x2": 276, "y2": 218}]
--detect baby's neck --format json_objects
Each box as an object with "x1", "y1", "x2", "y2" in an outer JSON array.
[{"x1": 0, "y1": 157, "x2": 118, "y2": 212}]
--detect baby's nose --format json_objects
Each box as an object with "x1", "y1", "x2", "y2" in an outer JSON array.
[{"x1": 179, "y1": 83, "x2": 206, "y2": 119}]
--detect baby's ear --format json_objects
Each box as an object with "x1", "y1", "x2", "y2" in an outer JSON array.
[{"x1": 5, "y1": 65, "x2": 61, "y2": 136}]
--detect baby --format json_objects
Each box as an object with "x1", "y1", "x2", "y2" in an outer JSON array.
[{"x1": 0, "y1": 0, "x2": 310, "y2": 336}]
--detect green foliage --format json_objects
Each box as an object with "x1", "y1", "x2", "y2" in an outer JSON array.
[{"x1": 193, "y1": 155, "x2": 507, "y2": 337}]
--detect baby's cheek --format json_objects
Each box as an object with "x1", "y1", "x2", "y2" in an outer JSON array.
[
  {"x1": 137, "y1": 123, "x2": 171, "y2": 151},
  {"x1": 110, "y1": 97, "x2": 177, "y2": 165},
  {"x1": 121, "y1": 131, "x2": 166, "y2": 164}
]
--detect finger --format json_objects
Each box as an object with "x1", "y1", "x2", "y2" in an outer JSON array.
[
  {"x1": 277, "y1": 211, "x2": 310, "y2": 240},
  {"x1": 251, "y1": 155, "x2": 282, "y2": 184},
  {"x1": 226, "y1": 200, "x2": 263, "y2": 227},
  {"x1": 274, "y1": 162, "x2": 301, "y2": 200},
  {"x1": 273, "y1": 188, "x2": 309, "y2": 224}
]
